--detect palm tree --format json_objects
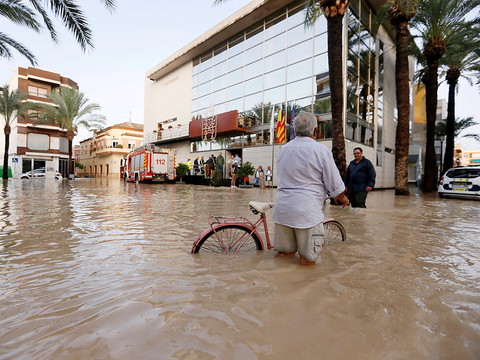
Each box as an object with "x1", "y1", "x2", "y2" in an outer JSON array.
[
  {"x1": 375, "y1": 0, "x2": 418, "y2": 196},
  {"x1": 441, "y1": 39, "x2": 480, "y2": 174},
  {"x1": 435, "y1": 117, "x2": 480, "y2": 143},
  {"x1": 304, "y1": 0, "x2": 350, "y2": 179},
  {"x1": 33, "y1": 87, "x2": 105, "y2": 178},
  {"x1": 0, "y1": 86, "x2": 28, "y2": 179},
  {"x1": 411, "y1": 0, "x2": 480, "y2": 192},
  {"x1": 0, "y1": 0, "x2": 116, "y2": 64}
]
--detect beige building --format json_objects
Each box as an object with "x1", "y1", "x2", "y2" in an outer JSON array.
[
  {"x1": 78, "y1": 122, "x2": 143, "y2": 178},
  {"x1": 1, "y1": 67, "x2": 77, "y2": 178}
]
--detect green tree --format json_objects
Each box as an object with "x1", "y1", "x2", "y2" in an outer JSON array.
[
  {"x1": 440, "y1": 39, "x2": 480, "y2": 174},
  {"x1": 33, "y1": 87, "x2": 105, "y2": 178},
  {"x1": 435, "y1": 116, "x2": 480, "y2": 143},
  {"x1": 0, "y1": 85, "x2": 28, "y2": 179},
  {"x1": 412, "y1": 0, "x2": 480, "y2": 192},
  {"x1": 375, "y1": 0, "x2": 418, "y2": 196},
  {"x1": 0, "y1": 0, "x2": 116, "y2": 64}
]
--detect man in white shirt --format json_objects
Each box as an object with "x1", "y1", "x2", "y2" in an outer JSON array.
[{"x1": 273, "y1": 112, "x2": 349, "y2": 265}]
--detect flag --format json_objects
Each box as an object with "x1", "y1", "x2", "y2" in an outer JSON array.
[
  {"x1": 290, "y1": 105, "x2": 295, "y2": 140},
  {"x1": 276, "y1": 105, "x2": 286, "y2": 144},
  {"x1": 269, "y1": 105, "x2": 275, "y2": 145}
]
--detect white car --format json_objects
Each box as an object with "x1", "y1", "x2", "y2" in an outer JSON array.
[
  {"x1": 438, "y1": 166, "x2": 480, "y2": 200},
  {"x1": 19, "y1": 168, "x2": 63, "y2": 180}
]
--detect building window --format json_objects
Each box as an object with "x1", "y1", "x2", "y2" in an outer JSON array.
[
  {"x1": 112, "y1": 141, "x2": 119, "y2": 148},
  {"x1": 27, "y1": 133, "x2": 49, "y2": 150},
  {"x1": 59, "y1": 137, "x2": 69, "y2": 153},
  {"x1": 28, "y1": 86, "x2": 48, "y2": 98}
]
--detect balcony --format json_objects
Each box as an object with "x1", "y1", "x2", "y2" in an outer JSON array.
[{"x1": 144, "y1": 126, "x2": 189, "y2": 145}]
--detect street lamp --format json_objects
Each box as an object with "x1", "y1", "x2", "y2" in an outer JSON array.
[{"x1": 436, "y1": 132, "x2": 446, "y2": 175}]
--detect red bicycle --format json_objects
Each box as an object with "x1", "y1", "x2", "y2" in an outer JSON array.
[{"x1": 191, "y1": 201, "x2": 346, "y2": 254}]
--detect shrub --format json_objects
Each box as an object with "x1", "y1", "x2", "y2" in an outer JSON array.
[
  {"x1": 237, "y1": 161, "x2": 255, "y2": 178},
  {"x1": 176, "y1": 163, "x2": 189, "y2": 179}
]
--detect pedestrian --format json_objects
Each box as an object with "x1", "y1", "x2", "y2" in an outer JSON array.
[
  {"x1": 345, "y1": 147, "x2": 376, "y2": 208},
  {"x1": 273, "y1": 112, "x2": 349, "y2": 266},
  {"x1": 265, "y1": 166, "x2": 273, "y2": 188},
  {"x1": 205, "y1": 155, "x2": 215, "y2": 178},
  {"x1": 200, "y1": 156, "x2": 205, "y2": 176},
  {"x1": 216, "y1": 152, "x2": 225, "y2": 177},
  {"x1": 234, "y1": 153, "x2": 242, "y2": 166},
  {"x1": 253, "y1": 165, "x2": 263, "y2": 187},
  {"x1": 227, "y1": 155, "x2": 235, "y2": 178},
  {"x1": 231, "y1": 160, "x2": 239, "y2": 187},
  {"x1": 193, "y1": 156, "x2": 200, "y2": 175},
  {"x1": 186, "y1": 158, "x2": 193, "y2": 175}
]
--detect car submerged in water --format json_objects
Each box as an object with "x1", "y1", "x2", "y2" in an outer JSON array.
[
  {"x1": 19, "y1": 168, "x2": 63, "y2": 180},
  {"x1": 438, "y1": 166, "x2": 480, "y2": 200}
]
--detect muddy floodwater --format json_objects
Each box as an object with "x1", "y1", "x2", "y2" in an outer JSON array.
[{"x1": 1, "y1": 179, "x2": 479, "y2": 359}]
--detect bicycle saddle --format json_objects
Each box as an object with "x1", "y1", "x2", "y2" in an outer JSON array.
[{"x1": 249, "y1": 201, "x2": 274, "y2": 214}]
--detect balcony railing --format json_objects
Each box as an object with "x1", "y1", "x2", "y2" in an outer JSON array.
[{"x1": 144, "y1": 126, "x2": 189, "y2": 144}]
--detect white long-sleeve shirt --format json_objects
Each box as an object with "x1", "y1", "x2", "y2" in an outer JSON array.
[{"x1": 273, "y1": 136, "x2": 345, "y2": 228}]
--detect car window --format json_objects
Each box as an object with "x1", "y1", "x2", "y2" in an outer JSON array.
[{"x1": 446, "y1": 168, "x2": 480, "y2": 179}]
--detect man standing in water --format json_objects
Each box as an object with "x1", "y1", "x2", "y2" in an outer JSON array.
[
  {"x1": 345, "y1": 147, "x2": 376, "y2": 208},
  {"x1": 273, "y1": 112, "x2": 349, "y2": 265}
]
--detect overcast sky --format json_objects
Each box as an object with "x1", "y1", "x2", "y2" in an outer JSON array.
[{"x1": 1, "y1": 0, "x2": 479, "y2": 150}]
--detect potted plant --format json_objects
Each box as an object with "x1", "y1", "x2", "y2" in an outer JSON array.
[
  {"x1": 176, "y1": 163, "x2": 189, "y2": 183},
  {"x1": 237, "y1": 161, "x2": 255, "y2": 187}
]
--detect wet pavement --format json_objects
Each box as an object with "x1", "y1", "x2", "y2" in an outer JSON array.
[{"x1": 0, "y1": 178, "x2": 479, "y2": 359}]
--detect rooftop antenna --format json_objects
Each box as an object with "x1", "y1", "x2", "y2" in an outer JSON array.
[{"x1": 129, "y1": 111, "x2": 132, "y2": 124}]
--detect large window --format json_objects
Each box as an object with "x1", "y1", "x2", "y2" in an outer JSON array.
[
  {"x1": 28, "y1": 133, "x2": 49, "y2": 150},
  {"x1": 191, "y1": 0, "x2": 380, "y2": 147},
  {"x1": 28, "y1": 86, "x2": 48, "y2": 98}
]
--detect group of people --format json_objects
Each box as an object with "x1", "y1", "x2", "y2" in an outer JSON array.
[
  {"x1": 252, "y1": 165, "x2": 273, "y2": 189},
  {"x1": 186, "y1": 153, "x2": 226, "y2": 178},
  {"x1": 273, "y1": 112, "x2": 376, "y2": 266}
]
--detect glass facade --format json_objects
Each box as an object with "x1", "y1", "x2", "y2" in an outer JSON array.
[{"x1": 190, "y1": 0, "x2": 379, "y2": 150}]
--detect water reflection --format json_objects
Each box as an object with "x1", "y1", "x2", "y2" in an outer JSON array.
[{"x1": 0, "y1": 179, "x2": 479, "y2": 359}]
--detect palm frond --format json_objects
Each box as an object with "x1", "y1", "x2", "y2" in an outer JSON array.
[
  {"x1": 0, "y1": 0, "x2": 41, "y2": 30},
  {"x1": 0, "y1": 32, "x2": 37, "y2": 65}
]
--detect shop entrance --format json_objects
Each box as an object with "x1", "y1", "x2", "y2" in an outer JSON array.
[{"x1": 22, "y1": 158, "x2": 46, "y2": 173}]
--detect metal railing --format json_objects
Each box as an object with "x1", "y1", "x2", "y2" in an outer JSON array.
[{"x1": 144, "y1": 127, "x2": 189, "y2": 144}]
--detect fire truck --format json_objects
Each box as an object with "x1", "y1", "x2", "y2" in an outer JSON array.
[{"x1": 125, "y1": 145, "x2": 176, "y2": 182}]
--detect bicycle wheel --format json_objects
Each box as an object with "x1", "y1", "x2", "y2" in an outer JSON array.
[
  {"x1": 193, "y1": 225, "x2": 263, "y2": 253},
  {"x1": 323, "y1": 220, "x2": 347, "y2": 245}
]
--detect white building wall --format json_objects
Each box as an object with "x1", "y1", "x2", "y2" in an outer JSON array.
[{"x1": 144, "y1": 62, "x2": 193, "y2": 134}]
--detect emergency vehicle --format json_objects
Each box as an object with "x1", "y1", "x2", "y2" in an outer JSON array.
[{"x1": 125, "y1": 145, "x2": 176, "y2": 182}]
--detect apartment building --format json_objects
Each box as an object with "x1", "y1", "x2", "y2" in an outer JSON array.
[
  {"x1": 78, "y1": 122, "x2": 144, "y2": 178},
  {"x1": 1, "y1": 67, "x2": 77, "y2": 178}
]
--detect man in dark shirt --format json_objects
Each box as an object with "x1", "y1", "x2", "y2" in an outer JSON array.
[{"x1": 345, "y1": 147, "x2": 376, "y2": 208}]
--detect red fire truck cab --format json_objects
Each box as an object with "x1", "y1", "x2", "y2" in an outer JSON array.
[{"x1": 125, "y1": 145, "x2": 176, "y2": 182}]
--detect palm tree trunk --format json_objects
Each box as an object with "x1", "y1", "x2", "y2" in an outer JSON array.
[
  {"x1": 68, "y1": 139, "x2": 73, "y2": 178},
  {"x1": 423, "y1": 60, "x2": 440, "y2": 192},
  {"x1": 394, "y1": 20, "x2": 410, "y2": 195},
  {"x1": 444, "y1": 68, "x2": 459, "y2": 174},
  {"x1": 327, "y1": 15, "x2": 347, "y2": 179},
  {"x1": 3, "y1": 126, "x2": 11, "y2": 180}
]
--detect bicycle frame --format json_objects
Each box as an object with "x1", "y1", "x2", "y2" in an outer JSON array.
[{"x1": 192, "y1": 212, "x2": 274, "y2": 253}]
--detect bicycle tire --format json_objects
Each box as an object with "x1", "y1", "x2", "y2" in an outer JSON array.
[
  {"x1": 193, "y1": 225, "x2": 263, "y2": 254},
  {"x1": 323, "y1": 220, "x2": 347, "y2": 245}
]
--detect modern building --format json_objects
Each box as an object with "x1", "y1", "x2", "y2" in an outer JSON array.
[
  {"x1": 78, "y1": 122, "x2": 144, "y2": 178},
  {"x1": 1, "y1": 67, "x2": 77, "y2": 178},
  {"x1": 144, "y1": 0, "x2": 406, "y2": 187}
]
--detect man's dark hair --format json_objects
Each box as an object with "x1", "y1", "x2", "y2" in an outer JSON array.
[{"x1": 354, "y1": 147, "x2": 363, "y2": 153}]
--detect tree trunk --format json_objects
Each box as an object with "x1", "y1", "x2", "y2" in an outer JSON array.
[
  {"x1": 444, "y1": 68, "x2": 459, "y2": 174},
  {"x1": 394, "y1": 20, "x2": 410, "y2": 195},
  {"x1": 422, "y1": 60, "x2": 440, "y2": 192},
  {"x1": 3, "y1": 126, "x2": 11, "y2": 180},
  {"x1": 327, "y1": 14, "x2": 347, "y2": 180},
  {"x1": 68, "y1": 139, "x2": 74, "y2": 179}
]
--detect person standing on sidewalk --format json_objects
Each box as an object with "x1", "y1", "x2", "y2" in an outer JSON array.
[
  {"x1": 273, "y1": 112, "x2": 349, "y2": 266},
  {"x1": 345, "y1": 147, "x2": 376, "y2": 208}
]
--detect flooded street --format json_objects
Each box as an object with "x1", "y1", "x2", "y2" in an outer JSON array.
[{"x1": 1, "y1": 179, "x2": 479, "y2": 359}]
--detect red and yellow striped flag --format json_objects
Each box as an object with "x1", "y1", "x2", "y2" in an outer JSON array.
[{"x1": 276, "y1": 106, "x2": 286, "y2": 144}]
